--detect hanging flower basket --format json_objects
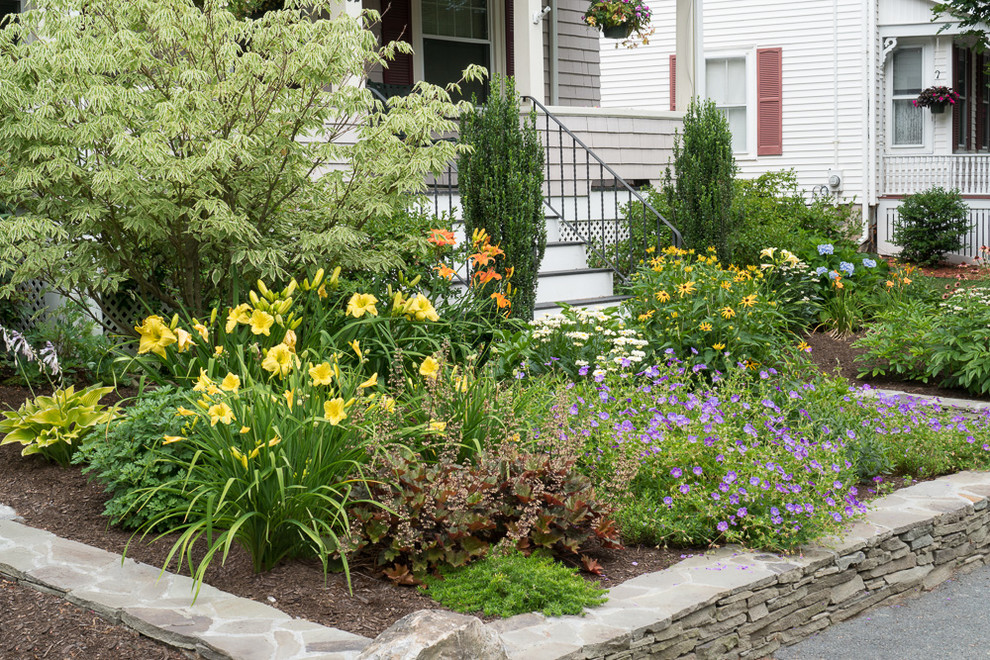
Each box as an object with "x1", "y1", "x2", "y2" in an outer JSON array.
[
  {"x1": 583, "y1": 0, "x2": 653, "y2": 45},
  {"x1": 914, "y1": 86, "x2": 960, "y2": 114},
  {"x1": 602, "y1": 24, "x2": 632, "y2": 39}
]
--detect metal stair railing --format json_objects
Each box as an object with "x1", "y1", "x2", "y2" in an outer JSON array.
[{"x1": 521, "y1": 95, "x2": 682, "y2": 283}]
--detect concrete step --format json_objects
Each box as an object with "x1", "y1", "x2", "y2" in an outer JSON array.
[
  {"x1": 533, "y1": 294, "x2": 630, "y2": 320},
  {"x1": 541, "y1": 241, "x2": 588, "y2": 272},
  {"x1": 535, "y1": 268, "x2": 613, "y2": 305}
]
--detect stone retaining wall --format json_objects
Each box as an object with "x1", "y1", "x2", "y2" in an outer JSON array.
[{"x1": 491, "y1": 471, "x2": 990, "y2": 659}]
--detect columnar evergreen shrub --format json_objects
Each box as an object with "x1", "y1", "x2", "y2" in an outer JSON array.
[
  {"x1": 459, "y1": 75, "x2": 546, "y2": 320},
  {"x1": 662, "y1": 98, "x2": 736, "y2": 261},
  {"x1": 894, "y1": 187, "x2": 971, "y2": 266}
]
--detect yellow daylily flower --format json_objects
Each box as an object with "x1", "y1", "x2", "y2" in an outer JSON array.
[
  {"x1": 162, "y1": 435, "x2": 185, "y2": 445},
  {"x1": 346, "y1": 293, "x2": 379, "y2": 318},
  {"x1": 176, "y1": 407, "x2": 197, "y2": 417},
  {"x1": 214, "y1": 345, "x2": 224, "y2": 356},
  {"x1": 193, "y1": 370, "x2": 214, "y2": 393},
  {"x1": 419, "y1": 356, "x2": 440, "y2": 380},
  {"x1": 261, "y1": 343, "x2": 297, "y2": 378},
  {"x1": 309, "y1": 362, "x2": 335, "y2": 386},
  {"x1": 428, "y1": 420, "x2": 447, "y2": 434},
  {"x1": 175, "y1": 328, "x2": 194, "y2": 353},
  {"x1": 229, "y1": 446, "x2": 248, "y2": 470},
  {"x1": 358, "y1": 373, "x2": 378, "y2": 389},
  {"x1": 402, "y1": 293, "x2": 440, "y2": 322},
  {"x1": 378, "y1": 396, "x2": 396, "y2": 414},
  {"x1": 349, "y1": 339, "x2": 363, "y2": 361},
  {"x1": 284, "y1": 389, "x2": 295, "y2": 409},
  {"x1": 135, "y1": 315, "x2": 177, "y2": 358},
  {"x1": 249, "y1": 309, "x2": 275, "y2": 336},
  {"x1": 226, "y1": 303, "x2": 252, "y2": 332},
  {"x1": 267, "y1": 435, "x2": 281, "y2": 448},
  {"x1": 324, "y1": 398, "x2": 347, "y2": 425},
  {"x1": 208, "y1": 402, "x2": 235, "y2": 426},
  {"x1": 220, "y1": 373, "x2": 241, "y2": 392},
  {"x1": 193, "y1": 322, "x2": 209, "y2": 342},
  {"x1": 283, "y1": 329, "x2": 297, "y2": 352},
  {"x1": 240, "y1": 426, "x2": 251, "y2": 434}
]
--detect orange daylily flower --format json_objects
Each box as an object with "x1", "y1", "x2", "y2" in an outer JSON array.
[
  {"x1": 470, "y1": 251, "x2": 493, "y2": 268},
  {"x1": 427, "y1": 228, "x2": 456, "y2": 246},
  {"x1": 490, "y1": 292, "x2": 511, "y2": 309},
  {"x1": 475, "y1": 269, "x2": 502, "y2": 284},
  {"x1": 435, "y1": 264, "x2": 456, "y2": 280}
]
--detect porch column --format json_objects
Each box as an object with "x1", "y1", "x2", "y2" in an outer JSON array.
[
  {"x1": 513, "y1": 0, "x2": 546, "y2": 103},
  {"x1": 674, "y1": 0, "x2": 704, "y2": 110}
]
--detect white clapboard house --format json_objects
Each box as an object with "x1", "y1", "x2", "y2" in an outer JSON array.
[{"x1": 600, "y1": 0, "x2": 990, "y2": 262}]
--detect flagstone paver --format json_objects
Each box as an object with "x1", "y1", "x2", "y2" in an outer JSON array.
[{"x1": 0, "y1": 518, "x2": 371, "y2": 660}]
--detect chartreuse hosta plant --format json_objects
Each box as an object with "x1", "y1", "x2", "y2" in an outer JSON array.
[{"x1": 0, "y1": 385, "x2": 118, "y2": 466}]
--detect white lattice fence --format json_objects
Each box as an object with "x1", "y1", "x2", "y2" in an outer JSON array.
[{"x1": 877, "y1": 199, "x2": 990, "y2": 263}]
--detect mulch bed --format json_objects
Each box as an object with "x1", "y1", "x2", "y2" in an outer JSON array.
[{"x1": 1, "y1": 273, "x2": 986, "y2": 655}]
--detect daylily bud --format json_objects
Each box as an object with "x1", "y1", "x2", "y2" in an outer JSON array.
[
  {"x1": 275, "y1": 313, "x2": 284, "y2": 326},
  {"x1": 302, "y1": 278, "x2": 311, "y2": 291},
  {"x1": 278, "y1": 299, "x2": 292, "y2": 315},
  {"x1": 312, "y1": 268, "x2": 325, "y2": 289},
  {"x1": 249, "y1": 290, "x2": 260, "y2": 305},
  {"x1": 283, "y1": 279, "x2": 297, "y2": 298},
  {"x1": 170, "y1": 314, "x2": 179, "y2": 330},
  {"x1": 290, "y1": 318, "x2": 302, "y2": 330},
  {"x1": 328, "y1": 266, "x2": 341, "y2": 289},
  {"x1": 257, "y1": 279, "x2": 270, "y2": 298},
  {"x1": 210, "y1": 308, "x2": 218, "y2": 325},
  {"x1": 408, "y1": 274, "x2": 422, "y2": 287}
]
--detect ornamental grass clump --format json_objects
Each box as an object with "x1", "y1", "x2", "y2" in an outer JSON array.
[
  {"x1": 623, "y1": 246, "x2": 794, "y2": 371},
  {"x1": 568, "y1": 362, "x2": 868, "y2": 550}
]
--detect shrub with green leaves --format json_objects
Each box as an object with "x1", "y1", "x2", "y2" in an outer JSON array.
[
  {"x1": 0, "y1": 385, "x2": 117, "y2": 466},
  {"x1": 729, "y1": 171, "x2": 859, "y2": 265},
  {"x1": 74, "y1": 387, "x2": 194, "y2": 531},
  {"x1": 894, "y1": 187, "x2": 971, "y2": 266},
  {"x1": 459, "y1": 75, "x2": 546, "y2": 320},
  {"x1": 661, "y1": 98, "x2": 735, "y2": 261},
  {"x1": 623, "y1": 246, "x2": 795, "y2": 371},
  {"x1": 855, "y1": 285, "x2": 990, "y2": 395},
  {"x1": 424, "y1": 550, "x2": 607, "y2": 617},
  {"x1": 0, "y1": 0, "x2": 473, "y2": 319}
]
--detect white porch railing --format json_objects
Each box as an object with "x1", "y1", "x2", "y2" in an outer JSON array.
[{"x1": 882, "y1": 154, "x2": 990, "y2": 196}]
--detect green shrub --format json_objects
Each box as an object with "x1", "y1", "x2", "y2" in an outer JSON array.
[
  {"x1": 754, "y1": 248, "x2": 822, "y2": 330},
  {"x1": 894, "y1": 187, "x2": 971, "y2": 266},
  {"x1": 21, "y1": 301, "x2": 119, "y2": 386},
  {"x1": 855, "y1": 284, "x2": 990, "y2": 395},
  {"x1": 0, "y1": 0, "x2": 472, "y2": 319},
  {"x1": 74, "y1": 387, "x2": 194, "y2": 531},
  {"x1": 459, "y1": 75, "x2": 546, "y2": 320},
  {"x1": 622, "y1": 246, "x2": 795, "y2": 371},
  {"x1": 729, "y1": 171, "x2": 859, "y2": 265},
  {"x1": 661, "y1": 98, "x2": 735, "y2": 261},
  {"x1": 0, "y1": 385, "x2": 117, "y2": 467},
  {"x1": 424, "y1": 550, "x2": 607, "y2": 617}
]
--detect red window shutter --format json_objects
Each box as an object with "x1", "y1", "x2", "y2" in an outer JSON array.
[
  {"x1": 506, "y1": 0, "x2": 514, "y2": 78},
  {"x1": 756, "y1": 47, "x2": 783, "y2": 156},
  {"x1": 669, "y1": 54, "x2": 676, "y2": 111},
  {"x1": 381, "y1": 0, "x2": 413, "y2": 86}
]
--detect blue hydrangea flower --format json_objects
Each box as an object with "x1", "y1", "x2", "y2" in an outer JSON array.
[
  {"x1": 815, "y1": 266, "x2": 828, "y2": 276},
  {"x1": 839, "y1": 261, "x2": 854, "y2": 276},
  {"x1": 817, "y1": 244, "x2": 834, "y2": 255},
  {"x1": 862, "y1": 258, "x2": 877, "y2": 268}
]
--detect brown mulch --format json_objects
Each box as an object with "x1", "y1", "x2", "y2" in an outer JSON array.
[{"x1": 0, "y1": 576, "x2": 192, "y2": 660}]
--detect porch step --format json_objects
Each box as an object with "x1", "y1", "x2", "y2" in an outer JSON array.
[
  {"x1": 535, "y1": 268, "x2": 613, "y2": 305},
  {"x1": 533, "y1": 294, "x2": 631, "y2": 320},
  {"x1": 541, "y1": 241, "x2": 588, "y2": 271}
]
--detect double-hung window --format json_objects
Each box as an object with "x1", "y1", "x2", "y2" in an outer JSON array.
[
  {"x1": 706, "y1": 57, "x2": 748, "y2": 153},
  {"x1": 891, "y1": 47, "x2": 924, "y2": 147}
]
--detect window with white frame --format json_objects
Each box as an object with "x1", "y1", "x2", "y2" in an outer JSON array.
[
  {"x1": 891, "y1": 47, "x2": 924, "y2": 147},
  {"x1": 706, "y1": 57, "x2": 747, "y2": 153}
]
